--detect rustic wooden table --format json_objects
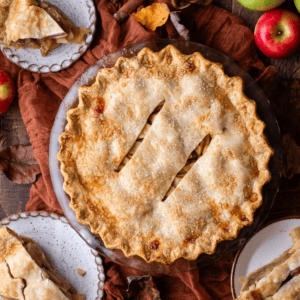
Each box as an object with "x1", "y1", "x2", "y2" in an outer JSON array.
[
  {"x1": 0, "y1": 0, "x2": 299, "y2": 221},
  {"x1": 0, "y1": 98, "x2": 31, "y2": 219}
]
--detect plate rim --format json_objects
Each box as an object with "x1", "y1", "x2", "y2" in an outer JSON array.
[
  {"x1": 0, "y1": 0, "x2": 96, "y2": 73},
  {"x1": 231, "y1": 214, "x2": 300, "y2": 299},
  {"x1": 0, "y1": 210, "x2": 105, "y2": 300}
]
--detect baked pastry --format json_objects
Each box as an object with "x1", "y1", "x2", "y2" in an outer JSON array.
[
  {"x1": 237, "y1": 227, "x2": 300, "y2": 300},
  {"x1": 0, "y1": 227, "x2": 85, "y2": 300},
  {"x1": 0, "y1": 0, "x2": 90, "y2": 56},
  {"x1": 58, "y1": 45, "x2": 273, "y2": 264}
]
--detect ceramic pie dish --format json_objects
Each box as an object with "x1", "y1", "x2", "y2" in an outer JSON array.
[
  {"x1": 49, "y1": 39, "x2": 282, "y2": 273},
  {"x1": 58, "y1": 44, "x2": 274, "y2": 265},
  {"x1": 0, "y1": 0, "x2": 96, "y2": 73},
  {"x1": 0, "y1": 211, "x2": 105, "y2": 300},
  {"x1": 231, "y1": 216, "x2": 300, "y2": 299}
]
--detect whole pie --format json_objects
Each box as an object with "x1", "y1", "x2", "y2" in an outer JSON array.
[
  {"x1": 58, "y1": 45, "x2": 273, "y2": 264},
  {"x1": 0, "y1": 227, "x2": 85, "y2": 300},
  {"x1": 237, "y1": 227, "x2": 300, "y2": 300},
  {"x1": 0, "y1": 0, "x2": 90, "y2": 56}
]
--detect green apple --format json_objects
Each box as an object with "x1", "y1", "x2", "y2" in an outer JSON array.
[
  {"x1": 295, "y1": 0, "x2": 300, "y2": 13},
  {"x1": 237, "y1": 0, "x2": 286, "y2": 11}
]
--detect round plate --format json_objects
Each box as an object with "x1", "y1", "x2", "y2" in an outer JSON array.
[
  {"x1": 0, "y1": 211, "x2": 105, "y2": 300},
  {"x1": 231, "y1": 216, "x2": 300, "y2": 299},
  {"x1": 0, "y1": 0, "x2": 96, "y2": 73},
  {"x1": 49, "y1": 39, "x2": 282, "y2": 274}
]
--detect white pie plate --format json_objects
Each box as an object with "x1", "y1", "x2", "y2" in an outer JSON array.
[
  {"x1": 0, "y1": 0, "x2": 96, "y2": 73},
  {"x1": 231, "y1": 216, "x2": 300, "y2": 299},
  {"x1": 0, "y1": 211, "x2": 105, "y2": 300}
]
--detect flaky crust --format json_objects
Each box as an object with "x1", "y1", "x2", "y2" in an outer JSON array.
[
  {"x1": 0, "y1": 0, "x2": 66, "y2": 43},
  {"x1": 58, "y1": 45, "x2": 273, "y2": 264},
  {"x1": 0, "y1": 228, "x2": 25, "y2": 300},
  {"x1": 237, "y1": 227, "x2": 300, "y2": 300},
  {"x1": 0, "y1": 227, "x2": 71, "y2": 300}
]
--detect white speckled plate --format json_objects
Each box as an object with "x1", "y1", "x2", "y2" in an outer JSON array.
[
  {"x1": 0, "y1": 211, "x2": 105, "y2": 300},
  {"x1": 231, "y1": 216, "x2": 300, "y2": 299},
  {"x1": 0, "y1": 0, "x2": 96, "y2": 73}
]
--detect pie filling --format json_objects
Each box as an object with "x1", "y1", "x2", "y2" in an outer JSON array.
[
  {"x1": 237, "y1": 227, "x2": 300, "y2": 300},
  {"x1": 0, "y1": 0, "x2": 90, "y2": 56},
  {"x1": 58, "y1": 45, "x2": 273, "y2": 264},
  {"x1": 117, "y1": 101, "x2": 213, "y2": 201},
  {"x1": 0, "y1": 227, "x2": 86, "y2": 300}
]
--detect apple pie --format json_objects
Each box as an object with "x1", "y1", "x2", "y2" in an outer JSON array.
[
  {"x1": 58, "y1": 45, "x2": 273, "y2": 264},
  {"x1": 0, "y1": 227, "x2": 85, "y2": 300},
  {"x1": 237, "y1": 227, "x2": 300, "y2": 300},
  {"x1": 0, "y1": 0, "x2": 90, "y2": 56}
]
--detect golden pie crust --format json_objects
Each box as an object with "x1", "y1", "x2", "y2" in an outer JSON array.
[
  {"x1": 0, "y1": 227, "x2": 85, "y2": 300},
  {"x1": 58, "y1": 45, "x2": 273, "y2": 264}
]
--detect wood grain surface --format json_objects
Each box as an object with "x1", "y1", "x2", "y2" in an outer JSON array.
[
  {"x1": 0, "y1": 97, "x2": 31, "y2": 219},
  {"x1": 0, "y1": 0, "x2": 299, "y2": 222}
]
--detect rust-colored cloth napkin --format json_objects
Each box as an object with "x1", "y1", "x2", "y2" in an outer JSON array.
[{"x1": 0, "y1": 1, "x2": 277, "y2": 299}]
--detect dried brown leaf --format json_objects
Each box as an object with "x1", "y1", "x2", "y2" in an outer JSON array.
[
  {"x1": 289, "y1": 79, "x2": 300, "y2": 110},
  {"x1": 171, "y1": 0, "x2": 212, "y2": 9},
  {"x1": 267, "y1": 78, "x2": 300, "y2": 182},
  {"x1": 126, "y1": 275, "x2": 161, "y2": 300},
  {"x1": 282, "y1": 133, "x2": 300, "y2": 179},
  {"x1": 131, "y1": 3, "x2": 170, "y2": 31},
  {"x1": 170, "y1": 12, "x2": 190, "y2": 40},
  {"x1": 193, "y1": 0, "x2": 213, "y2": 5},
  {"x1": 0, "y1": 135, "x2": 6, "y2": 149},
  {"x1": 0, "y1": 144, "x2": 41, "y2": 184}
]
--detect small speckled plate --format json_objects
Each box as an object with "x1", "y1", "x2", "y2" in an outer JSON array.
[
  {"x1": 231, "y1": 216, "x2": 300, "y2": 299},
  {"x1": 0, "y1": 211, "x2": 105, "y2": 300},
  {"x1": 0, "y1": 0, "x2": 96, "y2": 73}
]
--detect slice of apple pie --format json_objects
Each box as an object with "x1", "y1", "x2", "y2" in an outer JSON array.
[
  {"x1": 0, "y1": 0, "x2": 90, "y2": 56},
  {"x1": 237, "y1": 227, "x2": 300, "y2": 300},
  {"x1": 0, "y1": 227, "x2": 85, "y2": 300}
]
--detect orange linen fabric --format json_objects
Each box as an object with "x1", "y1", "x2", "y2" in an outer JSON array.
[{"x1": 0, "y1": 1, "x2": 276, "y2": 299}]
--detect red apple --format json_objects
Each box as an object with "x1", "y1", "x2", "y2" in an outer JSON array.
[
  {"x1": 254, "y1": 9, "x2": 300, "y2": 59},
  {"x1": 0, "y1": 70, "x2": 15, "y2": 115}
]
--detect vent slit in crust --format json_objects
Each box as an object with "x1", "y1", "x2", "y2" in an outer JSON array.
[
  {"x1": 116, "y1": 100, "x2": 166, "y2": 172},
  {"x1": 162, "y1": 133, "x2": 212, "y2": 201}
]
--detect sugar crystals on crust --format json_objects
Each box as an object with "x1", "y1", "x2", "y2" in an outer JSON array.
[{"x1": 58, "y1": 45, "x2": 274, "y2": 264}]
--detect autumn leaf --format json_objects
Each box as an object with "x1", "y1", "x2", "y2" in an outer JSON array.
[
  {"x1": 0, "y1": 144, "x2": 41, "y2": 184},
  {"x1": 171, "y1": 0, "x2": 213, "y2": 9},
  {"x1": 282, "y1": 133, "x2": 300, "y2": 180},
  {"x1": 126, "y1": 275, "x2": 161, "y2": 300},
  {"x1": 267, "y1": 78, "x2": 300, "y2": 180},
  {"x1": 0, "y1": 134, "x2": 5, "y2": 149},
  {"x1": 170, "y1": 12, "x2": 191, "y2": 40},
  {"x1": 131, "y1": 3, "x2": 170, "y2": 31},
  {"x1": 288, "y1": 79, "x2": 300, "y2": 110}
]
